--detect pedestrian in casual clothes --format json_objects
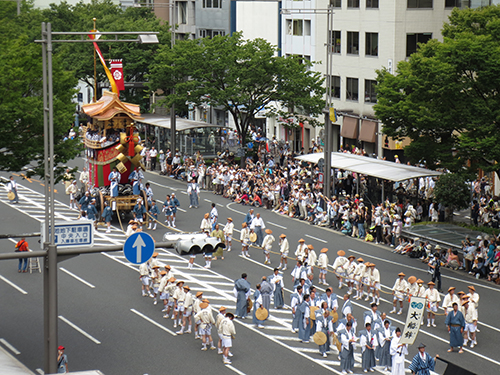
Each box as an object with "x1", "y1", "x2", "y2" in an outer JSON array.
[
  {"x1": 15, "y1": 238, "x2": 29, "y2": 273},
  {"x1": 57, "y1": 345, "x2": 68, "y2": 373}
]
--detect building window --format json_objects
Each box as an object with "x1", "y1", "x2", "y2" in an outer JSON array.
[
  {"x1": 331, "y1": 75, "x2": 341, "y2": 99},
  {"x1": 365, "y1": 32, "x2": 378, "y2": 56},
  {"x1": 331, "y1": 0, "x2": 342, "y2": 7},
  {"x1": 365, "y1": 79, "x2": 377, "y2": 103},
  {"x1": 332, "y1": 30, "x2": 341, "y2": 53},
  {"x1": 293, "y1": 20, "x2": 304, "y2": 36},
  {"x1": 346, "y1": 77, "x2": 359, "y2": 101},
  {"x1": 406, "y1": 32, "x2": 432, "y2": 56},
  {"x1": 347, "y1": 0, "x2": 360, "y2": 7},
  {"x1": 366, "y1": 0, "x2": 379, "y2": 8},
  {"x1": 347, "y1": 32, "x2": 359, "y2": 54},
  {"x1": 203, "y1": 0, "x2": 222, "y2": 8},
  {"x1": 304, "y1": 20, "x2": 311, "y2": 36},
  {"x1": 199, "y1": 29, "x2": 225, "y2": 38},
  {"x1": 445, "y1": 0, "x2": 468, "y2": 7},
  {"x1": 178, "y1": 2, "x2": 187, "y2": 24},
  {"x1": 407, "y1": 0, "x2": 433, "y2": 8}
]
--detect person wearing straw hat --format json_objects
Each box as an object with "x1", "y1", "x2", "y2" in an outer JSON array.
[
  {"x1": 467, "y1": 285, "x2": 480, "y2": 310},
  {"x1": 211, "y1": 224, "x2": 225, "y2": 261},
  {"x1": 261, "y1": 229, "x2": 275, "y2": 265},
  {"x1": 172, "y1": 281, "x2": 186, "y2": 328},
  {"x1": 445, "y1": 302, "x2": 465, "y2": 353},
  {"x1": 278, "y1": 234, "x2": 289, "y2": 270},
  {"x1": 270, "y1": 267, "x2": 284, "y2": 309},
  {"x1": 368, "y1": 263, "x2": 381, "y2": 305},
  {"x1": 234, "y1": 273, "x2": 251, "y2": 319},
  {"x1": 220, "y1": 312, "x2": 236, "y2": 364},
  {"x1": 344, "y1": 255, "x2": 357, "y2": 295},
  {"x1": 193, "y1": 292, "x2": 204, "y2": 339},
  {"x1": 442, "y1": 287, "x2": 460, "y2": 316},
  {"x1": 194, "y1": 299, "x2": 216, "y2": 351},
  {"x1": 390, "y1": 272, "x2": 408, "y2": 315},
  {"x1": 408, "y1": 343, "x2": 436, "y2": 375},
  {"x1": 390, "y1": 327, "x2": 407, "y2": 375},
  {"x1": 462, "y1": 298, "x2": 478, "y2": 348},
  {"x1": 305, "y1": 244, "x2": 317, "y2": 274},
  {"x1": 353, "y1": 258, "x2": 365, "y2": 300},
  {"x1": 407, "y1": 276, "x2": 418, "y2": 301},
  {"x1": 200, "y1": 213, "x2": 211, "y2": 233},
  {"x1": 150, "y1": 265, "x2": 161, "y2": 305},
  {"x1": 177, "y1": 285, "x2": 194, "y2": 335},
  {"x1": 66, "y1": 180, "x2": 78, "y2": 209},
  {"x1": 333, "y1": 250, "x2": 348, "y2": 289},
  {"x1": 139, "y1": 261, "x2": 152, "y2": 297},
  {"x1": 163, "y1": 277, "x2": 177, "y2": 319},
  {"x1": 295, "y1": 238, "x2": 308, "y2": 262},
  {"x1": 424, "y1": 281, "x2": 441, "y2": 327},
  {"x1": 216, "y1": 306, "x2": 227, "y2": 354},
  {"x1": 240, "y1": 222, "x2": 251, "y2": 258},
  {"x1": 360, "y1": 322, "x2": 378, "y2": 373},
  {"x1": 223, "y1": 217, "x2": 234, "y2": 252},
  {"x1": 158, "y1": 269, "x2": 169, "y2": 308},
  {"x1": 317, "y1": 248, "x2": 329, "y2": 285}
]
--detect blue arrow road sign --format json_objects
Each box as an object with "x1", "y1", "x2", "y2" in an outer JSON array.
[{"x1": 123, "y1": 232, "x2": 155, "y2": 264}]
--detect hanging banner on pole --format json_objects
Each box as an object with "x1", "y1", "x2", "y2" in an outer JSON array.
[
  {"x1": 110, "y1": 59, "x2": 125, "y2": 91},
  {"x1": 400, "y1": 296, "x2": 426, "y2": 345}
]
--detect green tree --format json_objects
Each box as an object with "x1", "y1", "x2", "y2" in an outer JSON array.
[
  {"x1": 0, "y1": 3, "x2": 80, "y2": 179},
  {"x1": 40, "y1": 0, "x2": 171, "y2": 110},
  {"x1": 434, "y1": 173, "x2": 470, "y2": 221},
  {"x1": 148, "y1": 32, "x2": 326, "y2": 161},
  {"x1": 375, "y1": 5, "x2": 500, "y2": 175}
]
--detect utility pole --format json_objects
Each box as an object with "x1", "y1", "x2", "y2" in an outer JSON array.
[{"x1": 170, "y1": 0, "x2": 177, "y2": 154}]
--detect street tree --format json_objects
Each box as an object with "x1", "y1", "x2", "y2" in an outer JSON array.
[
  {"x1": 0, "y1": 3, "x2": 80, "y2": 179},
  {"x1": 375, "y1": 5, "x2": 500, "y2": 175},
  {"x1": 434, "y1": 173, "x2": 470, "y2": 222},
  {"x1": 148, "y1": 32, "x2": 325, "y2": 161}
]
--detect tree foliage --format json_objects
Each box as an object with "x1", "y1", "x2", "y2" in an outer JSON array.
[
  {"x1": 434, "y1": 173, "x2": 470, "y2": 219},
  {"x1": 375, "y1": 5, "x2": 500, "y2": 174},
  {"x1": 0, "y1": 2, "x2": 80, "y2": 179},
  {"x1": 148, "y1": 32, "x2": 326, "y2": 152}
]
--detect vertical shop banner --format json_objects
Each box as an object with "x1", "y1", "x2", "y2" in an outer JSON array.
[
  {"x1": 400, "y1": 296, "x2": 426, "y2": 345},
  {"x1": 110, "y1": 59, "x2": 125, "y2": 91}
]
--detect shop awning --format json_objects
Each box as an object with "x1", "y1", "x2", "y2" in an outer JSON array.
[
  {"x1": 295, "y1": 152, "x2": 442, "y2": 182},
  {"x1": 359, "y1": 119, "x2": 377, "y2": 143},
  {"x1": 341, "y1": 117, "x2": 359, "y2": 139},
  {"x1": 138, "y1": 114, "x2": 225, "y2": 132}
]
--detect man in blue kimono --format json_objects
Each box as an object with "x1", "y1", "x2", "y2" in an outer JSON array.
[
  {"x1": 408, "y1": 343, "x2": 436, "y2": 375},
  {"x1": 148, "y1": 200, "x2": 160, "y2": 231},
  {"x1": 234, "y1": 273, "x2": 251, "y2": 318},
  {"x1": 108, "y1": 167, "x2": 121, "y2": 197},
  {"x1": 316, "y1": 304, "x2": 333, "y2": 358},
  {"x1": 170, "y1": 193, "x2": 180, "y2": 228},
  {"x1": 102, "y1": 201, "x2": 113, "y2": 233},
  {"x1": 260, "y1": 276, "x2": 273, "y2": 312},
  {"x1": 132, "y1": 178, "x2": 143, "y2": 196},
  {"x1": 78, "y1": 191, "x2": 91, "y2": 214},
  {"x1": 270, "y1": 268, "x2": 284, "y2": 309},
  {"x1": 298, "y1": 294, "x2": 311, "y2": 343},
  {"x1": 290, "y1": 285, "x2": 303, "y2": 333},
  {"x1": 86, "y1": 199, "x2": 98, "y2": 229},
  {"x1": 133, "y1": 199, "x2": 146, "y2": 227},
  {"x1": 444, "y1": 302, "x2": 465, "y2": 353}
]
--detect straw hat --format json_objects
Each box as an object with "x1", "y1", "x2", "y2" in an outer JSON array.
[
  {"x1": 196, "y1": 291, "x2": 203, "y2": 298},
  {"x1": 298, "y1": 238, "x2": 305, "y2": 243},
  {"x1": 428, "y1": 281, "x2": 435, "y2": 286},
  {"x1": 307, "y1": 244, "x2": 314, "y2": 250},
  {"x1": 265, "y1": 229, "x2": 273, "y2": 234},
  {"x1": 408, "y1": 276, "x2": 417, "y2": 284},
  {"x1": 152, "y1": 265, "x2": 160, "y2": 269},
  {"x1": 320, "y1": 248, "x2": 328, "y2": 253},
  {"x1": 219, "y1": 306, "x2": 227, "y2": 312},
  {"x1": 435, "y1": 245, "x2": 441, "y2": 250},
  {"x1": 255, "y1": 307, "x2": 269, "y2": 321},
  {"x1": 160, "y1": 270, "x2": 167, "y2": 275},
  {"x1": 202, "y1": 299, "x2": 210, "y2": 303},
  {"x1": 164, "y1": 265, "x2": 171, "y2": 270},
  {"x1": 417, "y1": 279, "x2": 424, "y2": 284},
  {"x1": 183, "y1": 285, "x2": 190, "y2": 291},
  {"x1": 462, "y1": 299, "x2": 469, "y2": 306},
  {"x1": 204, "y1": 213, "x2": 209, "y2": 219},
  {"x1": 448, "y1": 286, "x2": 456, "y2": 293},
  {"x1": 200, "y1": 302, "x2": 209, "y2": 309},
  {"x1": 357, "y1": 258, "x2": 364, "y2": 262},
  {"x1": 457, "y1": 291, "x2": 465, "y2": 295},
  {"x1": 168, "y1": 277, "x2": 176, "y2": 283},
  {"x1": 242, "y1": 222, "x2": 247, "y2": 228},
  {"x1": 337, "y1": 250, "x2": 346, "y2": 256},
  {"x1": 313, "y1": 331, "x2": 327, "y2": 346},
  {"x1": 347, "y1": 255, "x2": 355, "y2": 260},
  {"x1": 468, "y1": 285, "x2": 476, "y2": 292},
  {"x1": 280, "y1": 234, "x2": 286, "y2": 238},
  {"x1": 176, "y1": 280, "x2": 184, "y2": 286},
  {"x1": 152, "y1": 252, "x2": 159, "y2": 258},
  {"x1": 398, "y1": 272, "x2": 406, "y2": 277}
]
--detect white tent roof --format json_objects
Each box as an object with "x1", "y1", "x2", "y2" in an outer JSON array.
[
  {"x1": 138, "y1": 114, "x2": 224, "y2": 131},
  {"x1": 295, "y1": 152, "x2": 442, "y2": 182}
]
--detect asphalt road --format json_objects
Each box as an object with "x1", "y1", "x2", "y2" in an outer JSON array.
[{"x1": 1, "y1": 163, "x2": 499, "y2": 375}]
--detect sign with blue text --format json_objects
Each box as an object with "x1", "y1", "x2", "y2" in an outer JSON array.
[
  {"x1": 123, "y1": 232, "x2": 155, "y2": 264},
  {"x1": 40, "y1": 221, "x2": 94, "y2": 248}
]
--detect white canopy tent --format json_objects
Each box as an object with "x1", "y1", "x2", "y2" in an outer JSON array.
[{"x1": 295, "y1": 152, "x2": 442, "y2": 182}]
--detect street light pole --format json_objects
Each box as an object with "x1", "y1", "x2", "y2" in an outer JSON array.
[
  {"x1": 170, "y1": 0, "x2": 177, "y2": 155},
  {"x1": 37, "y1": 23, "x2": 159, "y2": 373}
]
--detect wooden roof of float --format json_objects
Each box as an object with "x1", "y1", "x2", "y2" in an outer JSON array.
[{"x1": 82, "y1": 91, "x2": 144, "y2": 121}]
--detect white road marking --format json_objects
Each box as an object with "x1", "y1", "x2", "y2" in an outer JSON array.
[
  {"x1": 147, "y1": 180, "x2": 177, "y2": 191},
  {"x1": 180, "y1": 191, "x2": 187, "y2": 195},
  {"x1": 204, "y1": 199, "x2": 212, "y2": 203},
  {"x1": 225, "y1": 364, "x2": 247, "y2": 375},
  {"x1": 130, "y1": 309, "x2": 177, "y2": 336},
  {"x1": 305, "y1": 234, "x2": 327, "y2": 243},
  {"x1": 267, "y1": 221, "x2": 287, "y2": 229},
  {"x1": 36, "y1": 368, "x2": 44, "y2": 375},
  {"x1": 0, "y1": 338, "x2": 21, "y2": 355},
  {"x1": 59, "y1": 267, "x2": 96, "y2": 289},
  {"x1": 0, "y1": 275, "x2": 28, "y2": 295},
  {"x1": 58, "y1": 315, "x2": 101, "y2": 344},
  {"x1": 225, "y1": 203, "x2": 247, "y2": 216}
]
